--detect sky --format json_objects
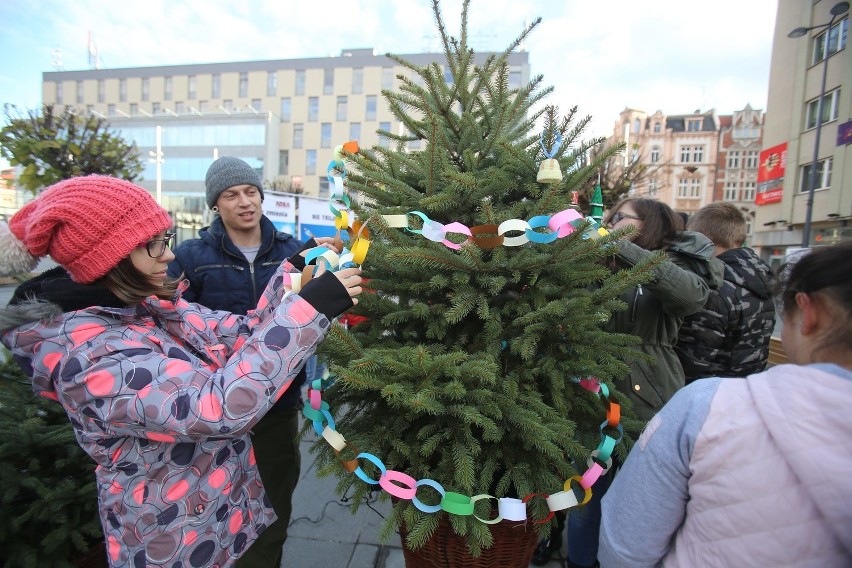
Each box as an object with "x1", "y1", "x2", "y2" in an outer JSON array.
[{"x1": 0, "y1": 0, "x2": 778, "y2": 165}]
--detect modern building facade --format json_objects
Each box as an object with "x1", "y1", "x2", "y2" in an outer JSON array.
[
  {"x1": 40, "y1": 48, "x2": 530, "y2": 222},
  {"x1": 754, "y1": 0, "x2": 851, "y2": 264}
]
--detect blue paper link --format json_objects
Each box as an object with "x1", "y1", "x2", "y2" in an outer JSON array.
[{"x1": 539, "y1": 131, "x2": 563, "y2": 159}]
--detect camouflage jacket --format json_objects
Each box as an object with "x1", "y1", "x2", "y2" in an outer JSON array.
[{"x1": 676, "y1": 247, "x2": 776, "y2": 382}]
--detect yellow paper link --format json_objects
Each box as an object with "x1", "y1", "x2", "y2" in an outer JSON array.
[
  {"x1": 382, "y1": 214, "x2": 409, "y2": 228},
  {"x1": 470, "y1": 494, "x2": 503, "y2": 525},
  {"x1": 350, "y1": 238, "x2": 370, "y2": 264},
  {"x1": 564, "y1": 475, "x2": 593, "y2": 506},
  {"x1": 335, "y1": 210, "x2": 350, "y2": 230}
]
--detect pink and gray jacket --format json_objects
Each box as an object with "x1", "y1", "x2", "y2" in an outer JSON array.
[{"x1": 0, "y1": 261, "x2": 351, "y2": 567}]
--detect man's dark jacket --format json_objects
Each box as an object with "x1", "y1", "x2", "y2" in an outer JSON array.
[
  {"x1": 676, "y1": 246, "x2": 776, "y2": 382},
  {"x1": 168, "y1": 215, "x2": 306, "y2": 408}
]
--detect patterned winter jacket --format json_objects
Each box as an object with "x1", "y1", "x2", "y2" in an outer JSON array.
[
  {"x1": 0, "y1": 262, "x2": 350, "y2": 568},
  {"x1": 676, "y1": 247, "x2": 776, "y2": 382}
]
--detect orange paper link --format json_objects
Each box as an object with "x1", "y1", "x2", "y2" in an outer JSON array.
[
  {"x1": 342, "y1": 140, "x2": 360, "y2": 154},
  {"x1": 607, "y1": 402, "x2": 621, "y2": 427}
]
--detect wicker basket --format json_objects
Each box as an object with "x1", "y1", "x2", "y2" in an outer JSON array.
[{"x1": 400, "y1": 515, "x2": 539, "y2": 568}]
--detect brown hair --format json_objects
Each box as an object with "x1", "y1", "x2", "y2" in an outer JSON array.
[
  {"x1": 778, "y1": 241, "x2": 852, "y2": 360},
  {"x1": 687, "y1": 202, "x2": 747, "y2": 249},
  {"x1": 98, "y1": 256, "x2": 179, "y2": 305},
  {"x1": 604, "y1": 197, "x2": 684, "y2": 251}
]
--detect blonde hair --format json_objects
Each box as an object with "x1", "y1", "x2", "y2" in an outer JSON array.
[{"x1": 687, "y1": 202, "x2": 747, "y2": 249}]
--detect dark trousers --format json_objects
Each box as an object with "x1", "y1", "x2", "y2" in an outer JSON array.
[
  {"x1": 566, "y1": 466, "x2": 615, "y2": 567},
  {"x1": 236, "y1": 407, "x2": 301, "y2": 568}
]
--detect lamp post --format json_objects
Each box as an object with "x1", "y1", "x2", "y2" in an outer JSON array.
[
  {"x1": 148, "y1": 125, "x2": 164, "y2": 205},
  {"x1": 788, "y1": 1, "x2": 849, "y2": 247}
]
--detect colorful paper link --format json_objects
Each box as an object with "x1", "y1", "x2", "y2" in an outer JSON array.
[
  {"x1": 540, "y1": 131, "x2": 563, "y2": 159},
  {"x1": 302, "y1": 375, "x2": 619, "y2": 524}
]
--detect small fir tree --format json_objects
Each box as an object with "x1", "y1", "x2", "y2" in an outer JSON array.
[
  {"x1": 0, "y1": 352, "x2": 102, "y2": 567},
  {"x1": 310, "y1": 0, "x2": 663, "y2": 555}
]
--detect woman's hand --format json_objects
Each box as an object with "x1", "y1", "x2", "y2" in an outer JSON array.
[
  {"x1": 313, "y1": 264, "x2": 363, "y2": 304},
  {"x1": 299, "y1": 236, "x2": 343, "y2": 258}
]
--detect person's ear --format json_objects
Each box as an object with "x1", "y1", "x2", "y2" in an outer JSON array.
[{"x1": 795, "y1": 292, "x2": 826, "y2": 336}]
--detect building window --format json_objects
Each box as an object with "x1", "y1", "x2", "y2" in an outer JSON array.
[
  {"x1": 680, "y1": 146, "x2": 691, "y2": 163},
  {"x1": 97, "y1": 80, "x2": 105, "y2": 103},
  {"x1": 723, "y1": 183, "x2": 739, "y2": 201},
  {"x1": 692, "y1": 146, "x2": 704, "y2": 162},
  {"x1": 444, "y1": 66, "x2": 454, "y2": 84},
  {"x1": 678, "y1": 178, "x2": 702, "y2": 198},
  {"x1": 647, "y1": 178, "x2": 658, "y2": 197},
  {"x1": 119, "y1": 78, "x2": 127, "y2": 102},
  {"x1": 239, "y1": 72, "x2": 248, "y2": 97},
  {"x1": 141, "y1": 78, "x2": 149, "y2": 101},
  {"x1": 633, "y1": 118, "x2": 641, "y2": 133},
  {"x1": 350, "y1": 122, "x2": 361, "y2": 142},
  {"x1": 308, "y1": 97, "x2": 319, "y2": 121},
  {"x1": 251, "y1": 99, "x2": 261, "y2": 111},
  {"x1": 353, "y1": 68, "x2": 363, "y2": 94},
  {"x1": 653, "y1": 122, "x2": 661, "y2": 133},
  {"x1": 812, "y1": 17, "x2": 848, "y2": 64},
  {"x1": 805, "y1": 88, "x2": 840, "y2": 130},
  {"x1": 650, "y1": 146, "x2": 661, "y2": 163},
  {"x1": 222, "y1": 99, "x2": 233, "y2": 112},
  {"x1": 295, "y1": 70, "x2": 305, "y2": 95},
  {"x1": 175, "y1": 101, "x2": 185, "y2": 113},
  {"x1": 56, "y1": 82, "x2": 63, "y2": 104},
  {"x1": 379, "y1": 121, "x2": 391, "y2": 148},
  {"x1": 509, "y1": 69, "x2": 522, "y2": 89},
  {"x1": 323, "y1": 68, "x2": 334, "y2": 95},
  {"x1": 280, "y1": 97, "x2": 291, "y2": 122},
  {"x1": 336, "y1": 96, "x2": 348, "y2": 121},
  {"x1": 199, "y1": 100, "x2": 208, "y2": 112},
  {"x1": 408, "y1": 128, "x2": 422, "y2": 150},
  {"x1": 279, "y1": 150, "x2": 289, "y2": 175},
  {"x1": 745, "y1": 150, "x2": 759, "y2": 169},
  {"x1": 152, "y1": 102, "x2": 161, "y2": 115},
  {"x1": 293, "y1": 123, "x2": 304, "y2": 148},
  {"x1": 306, "y1": 149, "x2": 317, "y2": 175},
  {"x1": 212, "y1": 74, "x2": 220, "y2": 98},
  {"x1": 319, "y1": 177, "x2": 330, "y2": 198},
  {"x1": 188, "y1": 75, "x2": 196, "y2": 99},
  {"x1": 366, "y1": 95, "x2": 377, "y2": 120},
  {"x1": 267, "y1": 71, "x2": 277, "y2": 96},
  {"x1": 800, "y1": 157, "x2": 833, "y2": 192},
  {"x1": 726, "y1": 151, "x2": 741, "y2": 169},
  {"x1": 321, "y1": 123, "x2": 332, "y2": 148},
  {"x1": 107, "y1": 104, "x2": 116, "y2": 116},
  {"x1": 164, "y1": 76, "x2": 173, "y2": 100},
  {"x1": 130, "y1": 103, "x2": 138, "y2": 115},
  {"x1": 742, "y1": 181, "x2": 756, "y2": 202},
  {"x1": 687, "y1": 119, "x2": 702, "y2": 132},
  {"x1": 381, "y1": 67, "x2": 394, "y2": 90},
  {"x1": 77, "y1": 80, "x2": 84, "y2": 103}
]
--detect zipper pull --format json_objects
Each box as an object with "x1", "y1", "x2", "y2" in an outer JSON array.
[{"x1": 637, "y1": 284, "x2": 643, "y2": 295}]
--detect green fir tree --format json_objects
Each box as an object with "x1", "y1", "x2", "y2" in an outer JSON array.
[
  {"x1": 310, "y1": 0, "x2": 663, "y2": 555},
  {"x1": 0, "y1": 352, "x2": 102, "y2": 568}
]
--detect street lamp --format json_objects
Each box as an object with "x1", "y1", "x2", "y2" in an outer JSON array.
[
  {"x1": 788, "y1": 1, "x2": 849, "y2": 247},
  {"x1": 148, "y1": 125, "x2": 164, "y2": 205}
]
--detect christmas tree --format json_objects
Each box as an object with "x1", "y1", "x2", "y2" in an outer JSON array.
[
  {"x1": 310, "y1": 0, "x2": 662, "y2": 555},
  {"x1": 0, "y1": 352, "x2": 103, "y2": 567}
]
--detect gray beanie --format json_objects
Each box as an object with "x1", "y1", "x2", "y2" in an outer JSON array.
[{"x1": 205, "y1": 157, "x2": 265, "y2": 209}]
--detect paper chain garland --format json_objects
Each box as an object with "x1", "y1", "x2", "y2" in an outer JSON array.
[
  {"x1": 294, "y1": 141, "x2": 622, "y2": 523},
  {"x1": 304, "y1": 375, "x2": 622, "y2": 523}
]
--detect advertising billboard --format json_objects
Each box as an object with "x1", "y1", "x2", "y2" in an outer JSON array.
[{"x1": 755, "y1": 142, "x2": 786, "y2": 205}]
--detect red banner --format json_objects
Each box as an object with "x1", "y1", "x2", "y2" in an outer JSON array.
[{"x1": 756, "y1": 142, "x2": 786, "y2": 205}]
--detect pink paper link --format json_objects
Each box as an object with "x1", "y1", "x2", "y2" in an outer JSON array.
[
  {"x1": 580, "y1": 462, "x2": 604, "y2": 489},
  {"x1": 548, "y1": 208, "x2": 584, "y2": 237},
  {"x1": 441, "y1": 222, "x2": 473, "y2": 250},
  {"x1": 379, "y1": 469, "x2": 418, "y2": 500},
  {"x1": 308, "y1": 387, "x2": 322, "y2": 410},
  {"x1": 578, "y1": 378, "x2": 600, "y2": 393}
]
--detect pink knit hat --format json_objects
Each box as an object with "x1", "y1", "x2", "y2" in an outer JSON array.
[{"x1": 0, "y1": 175, "x2": 173, "y2": 283}]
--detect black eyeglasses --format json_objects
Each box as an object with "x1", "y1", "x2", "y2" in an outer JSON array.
[
  {"x1": 145, "y1": 232, "x2": 175, "y2": 258},
  {"x1": 610, "y1": 212, "x2": 641, "y2": 225}
]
